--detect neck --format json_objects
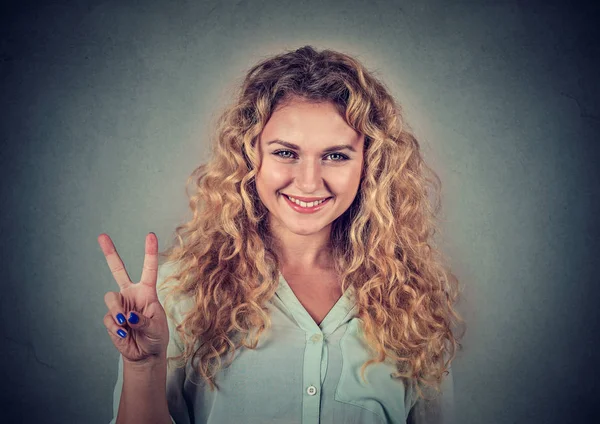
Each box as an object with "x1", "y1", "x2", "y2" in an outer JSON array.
[{"x1": 268, "y1": 220, "x2": 334, "y2": 270}]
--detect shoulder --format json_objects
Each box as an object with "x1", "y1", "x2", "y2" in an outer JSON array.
[
  {"x1": 156, "y1": 261, "x2": 195, "y2": 318},
  {"x1": 156, "y1": 261, "x2": 197, "y2": 356}
]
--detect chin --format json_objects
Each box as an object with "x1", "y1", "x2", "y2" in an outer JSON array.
[
  {"x1": 285, "y1": 223, "x2": 324, "y2": 236},
  {"x1": 276, "y1": 217, "x2": 328, "y2": 235}
]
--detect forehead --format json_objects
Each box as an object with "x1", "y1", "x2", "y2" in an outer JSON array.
[{"x1": 260, "y1": 100, "x2": 363, "y2": 148}]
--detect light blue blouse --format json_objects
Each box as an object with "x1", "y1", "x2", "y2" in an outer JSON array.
[{"x1": 110, "y1": 262, "x2": 454, "y2": 423}]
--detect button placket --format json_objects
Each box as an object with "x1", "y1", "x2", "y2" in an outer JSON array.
[
  {"x1": 275, "y1": 272, "x2": 358, "y2": 423},
  {"x1": 302, "y1": 331, "x2": 323, "y2": 424}
]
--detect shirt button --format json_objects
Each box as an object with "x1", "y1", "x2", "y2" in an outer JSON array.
[
  {"x1": 306, "y1": 385, "x2": 317, "y2": 396},
  {"x1": 310, "y1": 334, "x2": 322, "y2": 343}
]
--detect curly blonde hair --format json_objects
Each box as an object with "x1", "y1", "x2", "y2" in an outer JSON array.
[{"x1": 158, "y1": 45, "x2": 465, "y2": 402}]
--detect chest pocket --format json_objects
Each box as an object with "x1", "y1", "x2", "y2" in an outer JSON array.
[{"x1": 335, "y1": 319, "x2": 412, "y2": 424}]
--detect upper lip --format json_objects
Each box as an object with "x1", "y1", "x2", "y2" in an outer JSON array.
[{"x1": 282, "y1": 193, "x2": 332, "y2": 202}]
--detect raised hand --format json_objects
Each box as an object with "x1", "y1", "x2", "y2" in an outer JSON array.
[{"x1": 99, "y1": 232, "x2": 169, "y2": 365}]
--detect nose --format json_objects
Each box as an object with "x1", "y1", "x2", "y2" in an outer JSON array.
[{"x1": 294, "y1": 160, "x2": 322, "y2": 193}]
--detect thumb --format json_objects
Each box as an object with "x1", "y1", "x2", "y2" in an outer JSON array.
[{"x1": 126, "y1": 311, "x2": 150, "y2": 332}]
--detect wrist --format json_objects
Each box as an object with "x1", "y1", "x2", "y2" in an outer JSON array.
[{"x1": 123, "y1": 354, "x2": 167, "y2": 373}]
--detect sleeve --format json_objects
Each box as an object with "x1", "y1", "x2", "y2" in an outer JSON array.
[
  {"x1": 406, "y1": 366, "x2": 455, "y2": 424},
  {"x1": 108, "y1": 262, "x2": 190, "y2": 424}
]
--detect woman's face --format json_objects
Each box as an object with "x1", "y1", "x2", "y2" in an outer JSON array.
[{"x1": 255, "y1": 98, "x2": 364, "y2": 237}]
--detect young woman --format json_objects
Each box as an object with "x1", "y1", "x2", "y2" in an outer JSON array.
[{"x1": 99, "y1": 45, "x2": 464, "y2": 424}]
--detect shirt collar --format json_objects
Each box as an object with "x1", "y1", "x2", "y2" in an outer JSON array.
[{"x1": 274, "y1": 271, "x2": 358, "y2": 336}]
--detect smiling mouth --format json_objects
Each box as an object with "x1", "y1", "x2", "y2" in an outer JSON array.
[
  {"x1": 282, "y1": 193, "x2": 333, "y2": 207},
  {"x1": 280, "y1": 193, "x2": 333, "y2": 212}
]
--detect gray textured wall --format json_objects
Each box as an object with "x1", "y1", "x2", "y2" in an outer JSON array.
[{"x1": 1, "y1": 0, "x2": 598, "y2": 423}]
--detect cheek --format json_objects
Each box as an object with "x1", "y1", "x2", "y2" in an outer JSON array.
[
  {"x1": 258, "y1": 162, "x2": 290, "y2": 186},
  {"x1": 330, "y1": 165, "x2": 362, "y2": 192}
]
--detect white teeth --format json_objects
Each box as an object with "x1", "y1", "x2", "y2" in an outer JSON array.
[{"x1": 286, "y1": 195, "x2": 328, "y2": 208}]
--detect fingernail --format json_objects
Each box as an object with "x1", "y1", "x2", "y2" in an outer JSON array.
[
  {"x1": 128, "y1": 312, "x2": 139, "y2": 324},
  {"x1": 117, "y1": 329, "x2": 127, "y2": 338},
  {"x1": 116, "y1": 313, "x2": 126, "y2": 325}
]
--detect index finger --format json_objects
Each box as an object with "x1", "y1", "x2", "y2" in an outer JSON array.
[
  {"x1": 140, "y1": 232, "x2": 159, "y2": 287},
  {"x1": 97, "y1": 233, "x2": 132, "y2": 290}
]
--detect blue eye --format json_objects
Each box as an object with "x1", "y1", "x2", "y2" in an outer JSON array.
[
  {"x1": 326, "y1": 152, "x2": 349, "y2": 161},
  {"x1": 274, "y1": 150, "x2": 295, "y2": 159},
  {"x1": 272, "y1": 150, "x2": 349, "y2": 161}
]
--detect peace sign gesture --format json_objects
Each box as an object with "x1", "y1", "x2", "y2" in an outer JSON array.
[{"x1": 98, "y1": 233, "x2": 169, "y2": 365}]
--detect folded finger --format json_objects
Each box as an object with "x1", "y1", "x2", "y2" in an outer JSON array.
[
  {"x1": 104, "y1": 311, "x2": 128, "y2": 340},
  {"x1": 104, "y1": 291, "x2": 127, "y2": 327}
]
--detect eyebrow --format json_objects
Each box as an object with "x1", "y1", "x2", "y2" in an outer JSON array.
[{"x1": 266, "y1": 139, "x2": 357, "y2": 153}]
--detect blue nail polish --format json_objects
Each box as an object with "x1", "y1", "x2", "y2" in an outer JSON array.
[
  {"x1": 117, "y1": 329, "x2": 127, "y2": 338},
  {"x1": 116, "y1": 313, "x2": 126, "y2": 325},
  {"x1": 128, "y1": 312, "x2": 139, "y2": 324}
]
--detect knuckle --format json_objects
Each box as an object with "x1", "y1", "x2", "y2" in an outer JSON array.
[
  {"x1": 104, "y1": 291, "x2": 122, "y2": 310},
  {"x1": 111, "y1": 264, "x2": 126, "y2": 274},
  {"x1": 104, "y1": 291, "x2": 115, "y2": 304}
]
